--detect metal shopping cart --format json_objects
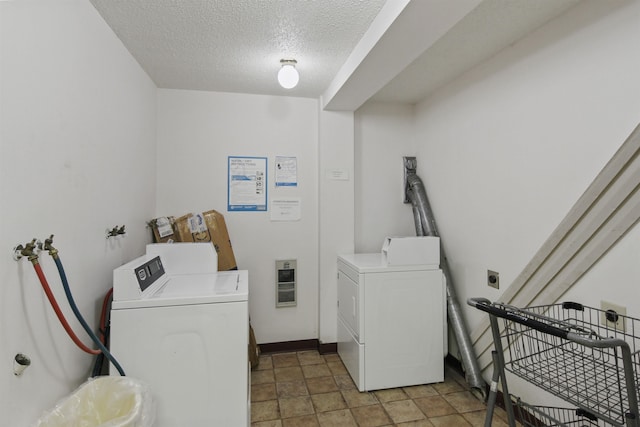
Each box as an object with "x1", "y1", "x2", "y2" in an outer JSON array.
[
  {"x1": 468, "y1": 298, "x2": 640, "y2": 427},
  {"x1": 513, "y1": 397, "x2": 599, "y2": 427}
]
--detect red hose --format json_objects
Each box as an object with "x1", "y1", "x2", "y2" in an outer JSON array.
[{"x1": 32, "y1": 263, "x2": 100, "y2": 355}]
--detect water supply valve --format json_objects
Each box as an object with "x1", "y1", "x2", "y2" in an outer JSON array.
[{"x1": 13, "y1": 239, "x2": 42, "y2": 262}]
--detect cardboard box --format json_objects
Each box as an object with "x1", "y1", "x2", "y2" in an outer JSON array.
[
  {"x1": 173, "y1": 213, "x2": 212, "y2": 244},
  {"x1": 203, "y1": 209, "x2": 238, "y2": 271},
  {"x1": 161, "y1": 211, "x2": 237, "y2": 272},
  {"x1": 149, "y1": 216, "x2": 176, "y2": 243}
]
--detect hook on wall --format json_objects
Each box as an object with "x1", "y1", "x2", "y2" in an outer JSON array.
[{"x1": 106, "y1": 225, "x2": 126, "y2": 239}]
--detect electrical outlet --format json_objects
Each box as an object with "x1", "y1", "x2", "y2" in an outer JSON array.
[
  {"x1": 487, "y1": 270, "x2": 499, "y2": 289},
  {"x1": 600, "y1": 301, "x2": 626, "y2": 332}
]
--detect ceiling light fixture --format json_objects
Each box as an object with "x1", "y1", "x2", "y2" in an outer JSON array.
[{"x1": 278, "y1": 59, "x2": 299, "y2": 89}]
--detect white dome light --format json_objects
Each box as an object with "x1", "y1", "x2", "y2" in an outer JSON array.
[{"x1": 278, "y1": 59, "x2": 299, "y2": 89}]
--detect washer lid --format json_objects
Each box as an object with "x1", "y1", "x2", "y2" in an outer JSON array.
[{"x1": 112, "y1": 270, "x2": 248, "y2": 309}]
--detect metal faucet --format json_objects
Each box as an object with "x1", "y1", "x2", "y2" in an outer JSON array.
[
  {"x1": 17, "y1": 239, "x2": 40, "y2": 263},
  {"x1": 44, "y1": 234, "x2": 59, "y2": 258}
]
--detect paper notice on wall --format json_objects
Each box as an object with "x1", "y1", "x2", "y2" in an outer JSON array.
[
  {"x1": 275, "y1": 156, "x2": 297, "y2": 187},
  {"x1": 326, "y1": 168, "x2": 349, "y2": 180},
  {"x1": 270, "y1": 197, "x2": 301, "y2": 221},
  {"x1": 228, "y1": 156, "x2": 268, "y2": 211}
]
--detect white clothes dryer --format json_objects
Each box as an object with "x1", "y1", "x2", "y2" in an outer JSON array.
[
  {"x1": 337, "y1": 249, "x2": 446, "y2": 392},
  {"x1": 110, "y1": 243, "x2": 249, "y2": 427}
]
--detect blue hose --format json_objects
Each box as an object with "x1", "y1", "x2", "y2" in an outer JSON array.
[{"x1": 53, "y1": 256, "x2": 126, "y2": 376}]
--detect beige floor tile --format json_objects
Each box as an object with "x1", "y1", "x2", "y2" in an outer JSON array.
[
  {"x1": 432, "y1": 377, "x2": 465, "y2": 395},
  {"x1": 323, "y1": 353, "x2": 342, "y2": 363},
  {"x1": 306, "y1": 376, "x2": 338, "y2": 395},
  {"x1": 461, "y1": 410, "x2": 512, "y2": 427},
  {"x1": 252, "y1": 400, "x2": 280, "y2": 423},
  {"x1": 275, "y1": 366, "x2": 304, "y2": 382},
  {"x1": 273, "y1": 353, "x2": 300, "y2": 368},
  {"x1": 350, "y1": 404, "x2": 393, "y2": 427},
  {"x1": 396, "y1": 420, "x2": 435, "y2": 427},
  {"x1": 253, "y1": 369, "x2": 276, "y2": 385},
  {"x1": 297, "y1": 351, "x2": 325, "y2": 366},
  {"x1": 326, "y1": 361, "x2": 348, "y2": 375},
  {"x1": 281, "y1": 414, "x2": 320, "y2": 427},
  {"x1": 413, "y1": 395, "x2": 457, "y2": 418},
  {"x1": 441, "y1": 391, "x2": 485, "y2": 413},
  {"x1": 403, "y1": 384, "x2": 439, "y2": 398},
  {"x1": 375, "y1": 387, "x2": 409, "y2": 403},
  {"x1": 252, "y1": 420, "x2": 283, "y2": 427},
  {"x1": 279, "y1": 396, "x2": 315, "y2": 419},
  {"x1": 428, "y1": 414, "x2": 473, "y2": 427},
  {"x1": 334, "y1": 374, "x2": 357, "y2": 390},
  {"x1": 252, "y1": 352, "x2": 490, "y2": 427},
  {"x1": 382, "y1": 400, "x2": 427, "y2": 424},
  {"x1": 277, "y1": 381, "x2": 309, "y2": 398},
  {"x1": 302, "y1": 363, "x2": 332, "y2": 379},
  {"x1": 256, "y1": 355, "x2": 274, "y2": 371},
  {"x1": 311, "y1": 391, "x2": 347, "y2": 413},
  {"x1": 253, "y1": 383, "x2": 278, "y2": 402},
  {"x1": 341, "y1": 389, "x2": 379, "y2": 408},
  {"x1": 492, "y1": 405, "x2": 517, "y2": 425},
  {"x1": 316, "y1": 409, "x2": 358, "y2": 427}
]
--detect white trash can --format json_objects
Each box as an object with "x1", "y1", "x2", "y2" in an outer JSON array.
[{"x1": 34, "y1": 377, "x2": 154, "y2": 427}]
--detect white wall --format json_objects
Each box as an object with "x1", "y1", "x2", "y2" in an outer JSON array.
[
  {"x1": 352, "y1": 0, "x2": 639, "y2": 410},
  {"x1": 156, "y1": 90, "x2": 319, "y2": 344},
  {"x1": 353, "y1": 0, "x2": 640, "y2": 406},
  {"x1": 0, "y1": 1, "x2": 157, "y2": 425},
  {"x1": 318, "y1": 110, "x2": 356, "y2": 344},
  {"x1": 412, "y1": 0, "x2": 640, "y2": 334},
  {"x1": 354, "y1": 102, "x2": 417, "y2": 253}
]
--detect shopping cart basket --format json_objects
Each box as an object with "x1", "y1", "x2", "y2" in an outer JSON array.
[
  {"x1": 513, "y1": 396, "x2": 599, "y2": 427},
  {"x1": 468, "y1": 298, "x2": 640, "y2": 427}
]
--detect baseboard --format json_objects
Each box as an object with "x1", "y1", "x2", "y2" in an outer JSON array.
[
  {"x1": 259, "y1": 339, "x2": 337, "y2": 355},
  {"x1": 318, "y1": 342, "x2": 337, "y2": 354}
]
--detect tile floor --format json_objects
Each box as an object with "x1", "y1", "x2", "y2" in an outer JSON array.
[{"x1": 250, "y1": 350, "x2": 514, "y2": 426}]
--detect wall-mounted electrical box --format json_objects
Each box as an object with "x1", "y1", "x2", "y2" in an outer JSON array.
[
  {"x1": 487, "y1": 270, "x2": 499, "y2": 289},
  {"x1": 601, "y1": 300, "x2": 626, "y2": 332},
  {"x1": 276, "y1": 259, "x2": 297, "y2": 307}
]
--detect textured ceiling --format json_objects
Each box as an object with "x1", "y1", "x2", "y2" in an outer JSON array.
[
  {"x1": 89, "y1": 0, "x2": 583, "y2": 108},
  {"x1": 89, "y1": 0, "x2": 387, "y2": 98}
]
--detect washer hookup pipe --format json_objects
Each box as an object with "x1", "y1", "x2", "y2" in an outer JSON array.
[
  {"x1": 45, "y1": 236, "x2": 126, "y2": 376},
  {"x1": 22, "y1": 248, "x2": 100, "y2": 356}
]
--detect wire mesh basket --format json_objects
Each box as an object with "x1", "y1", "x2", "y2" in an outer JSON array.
[
  {"x1": 492, "y1": 301, "x2": 640, "y2": 426},
  {"x1": 513, "y1": 396, "x2": 600, "y2": 427}
]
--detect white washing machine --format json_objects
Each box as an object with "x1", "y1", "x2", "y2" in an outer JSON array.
[{"x1": 110, "y1": 243, "x2": 249, "y2": 427}]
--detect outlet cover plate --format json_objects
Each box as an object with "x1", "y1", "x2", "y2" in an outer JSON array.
[
  {"x1": 487, "y1": 270, "x2": 499, "y2": 289},
  {"x1": 600, "y1": 300, "x2": 626, "y2": 332}
]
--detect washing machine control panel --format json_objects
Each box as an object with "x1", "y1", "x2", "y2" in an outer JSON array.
[{"x1": 135, "y1": 256, "x2": 165, "y2": 292}]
